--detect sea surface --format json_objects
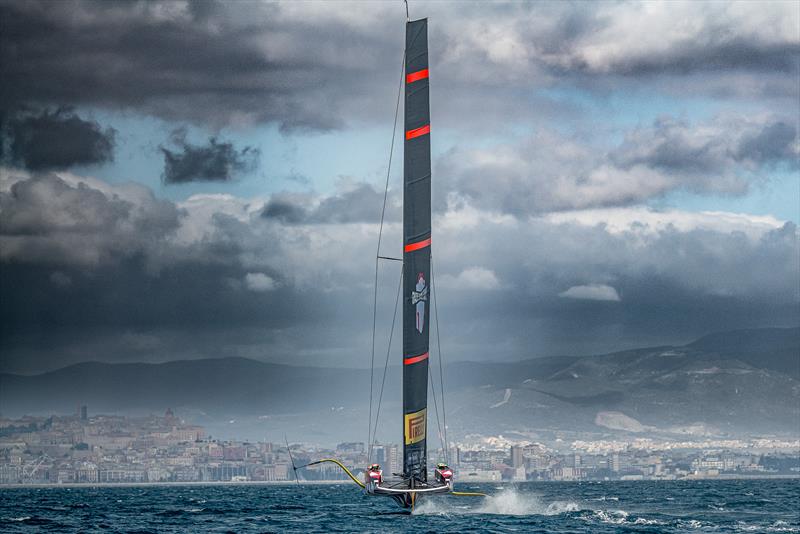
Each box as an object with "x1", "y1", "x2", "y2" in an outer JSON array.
[{"x1": 1, "y1": 479, "x2": 798, "y2": 533}]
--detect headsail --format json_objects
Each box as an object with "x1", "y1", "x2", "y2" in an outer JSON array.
[{"x1": 402, "y1": 17, "x2": 431, "y2": 483}]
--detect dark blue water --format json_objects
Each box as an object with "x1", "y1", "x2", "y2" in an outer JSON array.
[{"x1": 2, "y1": 480, "x2": 798, "y2": 532}]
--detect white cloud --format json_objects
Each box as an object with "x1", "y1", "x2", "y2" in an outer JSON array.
[
  {"x1": 565, "y1": 1, "x2": 798, "y2": 73},
  {"x1": 244, "y1": 272, "x2": 277, "y2": 292},
  {"x1": 438, "y1": 115, "x2": 796, "y2": 215},
  {"x1": 559, "y1": 284, "x2": 621, "y2": 302},
  {"x1": 439, "y1": 267, "x2": 501, "y2": 290},
  {"x1": 545, "y1": 207, "x2": 785, "y2": 239}
]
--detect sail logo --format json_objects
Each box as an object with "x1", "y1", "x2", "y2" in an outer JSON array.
[
  {"x1": 411, "y1": 273, "x2": 427, "y2": 333},
  {"x1": 404, "y1": 408, "x2": 426, "y2": 445}
]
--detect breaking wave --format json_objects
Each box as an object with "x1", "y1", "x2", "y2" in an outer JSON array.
[
  {"x1": 586, "y1": 509, "x2": 664, "y2": 526},
  {"x1": 413, "y1": 488, "x2": 580, "y2": 516}
]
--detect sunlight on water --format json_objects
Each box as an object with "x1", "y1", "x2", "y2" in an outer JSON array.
[{"x1": 413, "y1": 488, "x2": 580, "y2": 516}]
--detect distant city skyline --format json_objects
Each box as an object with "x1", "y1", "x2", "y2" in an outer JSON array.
[{"x1": 1, "y1": 410, "x2": 797, "y2": 486}]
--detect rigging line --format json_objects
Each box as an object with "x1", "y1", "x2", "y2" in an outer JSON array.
[
  {"x1": 431, "y1": 258, "x2": 449, "y2": 464},
  {"x1": 426, "y1": 265, "x2": 444, "y2": 463},
  {"x1": 285, "y1": 436, "x2": 300, "y2": 486},
  {"x1": 425, "y1": 257, "x2": 444, "y2": 458},
  {"x1": 369, "y1": 49, "x2": 406, "y2": 464},
  {"x1": 370, "y1": 265, "x2": 404, "y2": 452},
  {"x1": 427, "y1": 347, "x2": 444, "y2": 461}
]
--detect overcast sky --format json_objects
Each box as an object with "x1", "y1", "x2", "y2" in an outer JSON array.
[{"x1": 0, "y1": 0, "x2": 798, "y2": 374}]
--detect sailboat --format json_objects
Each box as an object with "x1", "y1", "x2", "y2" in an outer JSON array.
[
  {"x1": 360, "y1": 16, "x2": 449, "y2": 509},
  {"x1": 290, "y1": 15, "x2": 483, "y2": 511}
]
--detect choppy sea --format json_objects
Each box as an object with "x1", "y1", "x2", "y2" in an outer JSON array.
[{"x1": 1, "y1": 479, "x2": 798, "y2": 532}]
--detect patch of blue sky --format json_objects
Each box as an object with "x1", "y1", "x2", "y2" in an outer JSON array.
[
  {"x1": 71, "y1": 109, "x2": 178, "y2": 197},
  {"x1": 75, "y1": 109, "x2": 414, "y2": 201},
  {"x1": 537, "y1": 85, "x2": 737, "y2": 140},
  {"x1": 649, "y1": 168, "x2": 799, "y2": 223}
]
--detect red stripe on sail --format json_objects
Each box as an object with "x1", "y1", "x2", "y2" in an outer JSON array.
[
  {"x1": 405, "y1": 125, "x2": 430, "y2": 140},
  {"x1": 404, "y1": 352, "x2": 429, "y2": 365},
  {"x1": 406, "y1": 68, "x2": 429, "y2": 84},
  {"x1": 404, "y1": 237, "x2": 431, "y2": 252}
]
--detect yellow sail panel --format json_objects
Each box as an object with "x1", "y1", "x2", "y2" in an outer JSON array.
[{"x1": 404, "y1": 408, "x2": 427, "y2": 445}]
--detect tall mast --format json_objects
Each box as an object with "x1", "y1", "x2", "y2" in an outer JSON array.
[{"x1": 402, "y1": 17, "x2": 431, "y2": 483}]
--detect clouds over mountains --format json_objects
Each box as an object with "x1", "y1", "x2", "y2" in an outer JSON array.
[
  {"x1": 1, "y1": 170, "x2": 796, "y2": 373},
  {"x1": 0, "y1": 1, "x2": 797, "y2": 373}
]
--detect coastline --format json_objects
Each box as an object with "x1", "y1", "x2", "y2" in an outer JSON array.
[{"x1": 3, "y1": 474, "x2": 798, "y2": 489}]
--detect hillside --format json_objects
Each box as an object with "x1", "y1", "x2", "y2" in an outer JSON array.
[{"x1": 1, "y1": 327, "x2": 797, "y2": 441}]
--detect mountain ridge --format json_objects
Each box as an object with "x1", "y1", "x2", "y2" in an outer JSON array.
[{"x1": 1, "y1": 326, "x2": 797, "y2": 440}]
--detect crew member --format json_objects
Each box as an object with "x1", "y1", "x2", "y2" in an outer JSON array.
[
  {"x1": 365, "y1": 463, "x2": 383, "y2": 485},
  {"x1": 434, "y1": 462, "x2": 453, "y2": 484}
]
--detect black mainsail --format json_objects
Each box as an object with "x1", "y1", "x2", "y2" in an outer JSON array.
[
  {"x1": 292, "y1": 15, "x2": 486, "y2": 509},
  {"x1": 402, "y1": 17, "x2": 431, "y2": 484}
]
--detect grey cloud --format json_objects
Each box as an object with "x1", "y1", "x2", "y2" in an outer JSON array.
[
  {"x1": 160, "y1": 130, "x2": 259, "y2": 184},
  {"x1": 534, "y1": 2, "x2": 799, "y2": 78},
  {"x1": 3, "y1": 108, "x2": 115, "y2": 170},
  {"x1": 573, "y1": 39, "x2": 799, "y2": 77},
  {"x1": 428, "y1": 213, "x2": 799, "y2": 360},
  {"x1": 0, "y1": 173, "x2": 181, "y2": 266},
  {"x1": 439, "y1": 115, "x2": 797, "y2": 215},
  {"x1": 0, "y1": 0, "x2": 391, "y2": 130},
  {"x1": 1, "y1": 1, "x2": 795, "y2": 132},
  {"x1": 737, "y1": 121, "x2": 798, "y2": 164},
  {"x1": 261, "y1": 197, "x2": 308, "y2": 225},
  {"x1": 1, "y1": 172, "x2": 797, "y2": 373},
  {"x1": 0, "y1": 174, "x2": 130, "y2": 237},
  {"x1": 311, "y1": 183, "x2": 391, "y2": 223},
  {"x1": 261, "y1": 183, "x2": 398, "y2": 224},
  {"x1": 612, "y1": 116, "x2": 798, "y2": 174}
]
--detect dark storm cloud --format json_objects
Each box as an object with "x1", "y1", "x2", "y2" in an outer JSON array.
[
  {"x1": 160, "y1": 129, "x2": 259, "y2": 184},
  {"x1": 1, "y1": 172, "x2": 797, "y2": 373},
  {"x1": 3, "y1": 108, "x2": 115, "y2": 170},
  {"x1": 737, "y1": 121, "x2": 799, "y2": 165},
  {"x1": 1, "y1": 1, "x2": 796, "y2": 131},
  {"x1": 0, "y1": 0, "x2": 389, "y2": 130},
  {"x1": 612, "y1": 116, "x2": 798, "y2": 174},
  {"x1": 261, "y1": 184, "x2": 398, "y2": 224},
  {"x1": 261, "y1": 198, "x2": 308, "y2": 225},
  {"x1": 0, "y1": 172, "x2": 181, "y2": 266},
  {"x1": 0, "y1": 0, "x2": 798, "y2": 373}
]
